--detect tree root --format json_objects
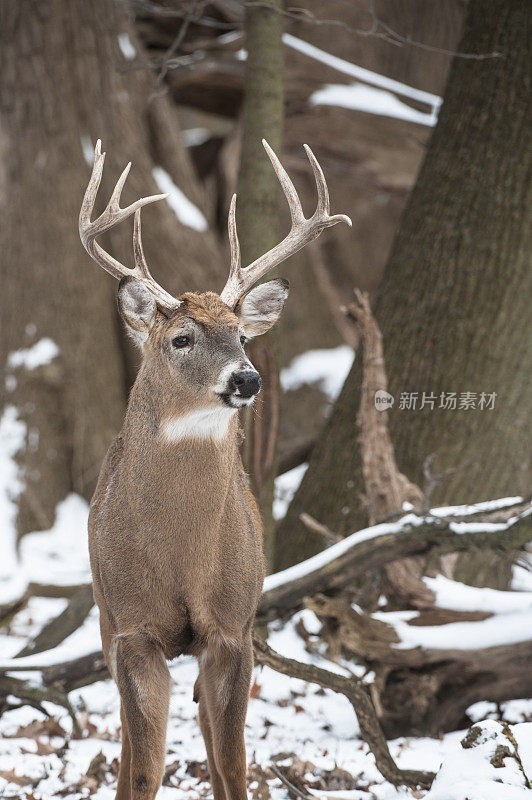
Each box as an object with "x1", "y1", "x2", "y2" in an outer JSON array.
[{"x1": 252, "y1": 636, "x2": 435, "y2": 789}]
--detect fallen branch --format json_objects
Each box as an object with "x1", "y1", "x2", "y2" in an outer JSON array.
[
  {"x1": 258, "y1": 510, "x2": 532, "y2": 623},
  {"x1": 307, "y1": 591, "x2": 532, "y2": 737},
  {"x1": 16, "y1": 584, "x2": 94, "y2": 658},
  {"x1": 253, "y1": 636, "x2": 435, "y2": 789},
  {"x1": 0, "y1": 675, "x2": 81, "y2": 737},
  {"x1": 268, "y1": 764, "x2": 313, "y2": 799}
]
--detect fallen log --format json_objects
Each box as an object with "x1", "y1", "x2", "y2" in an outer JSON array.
[
  {"x1": 258, "y1": 509, "x2": 532, "y2": 623},
  {"x1": 307, "y1": 587, "x2": 532, "y2": 738}
]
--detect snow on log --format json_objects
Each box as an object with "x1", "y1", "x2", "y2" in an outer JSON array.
[{"x1": 259, "y1": 503, "x2": 532, "y2": 622}]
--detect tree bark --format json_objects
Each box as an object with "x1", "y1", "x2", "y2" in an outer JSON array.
[
  {"x1": 237, "y1": 0, "x2": 284, "y2": 571},
  {"x1": 275, "y1": 0, "x2": 531, "y2": 570},
  {"x1": 0, "y1": 0, "x2": 221, "y2": 534}
]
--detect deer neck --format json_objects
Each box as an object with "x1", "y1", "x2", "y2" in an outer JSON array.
[{"x1": 122, "y1": 363, "x2": 240, "y2": 466}]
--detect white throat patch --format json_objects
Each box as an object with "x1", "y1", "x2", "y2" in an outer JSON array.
[{"x1": 160, "y1": 406, "x2": 237, "y2": 444}]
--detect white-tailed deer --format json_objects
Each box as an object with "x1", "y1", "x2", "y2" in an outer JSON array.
[{"x1": 80, "y1": 139, "x2": 351, "y2": 800}]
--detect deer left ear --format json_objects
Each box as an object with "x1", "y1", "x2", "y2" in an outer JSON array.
[
  {"x1": 117, "y1": 276, "x2": 157, "y2": 345},
  {"x1": 236, "y1": 278, "x2": 290, "y2": 337}
]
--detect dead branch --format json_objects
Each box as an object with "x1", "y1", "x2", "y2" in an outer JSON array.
[
  {"x1": 258, "y1": 511, "x2": 532, "y2": 622},
  {"x1": 345, "y1": 289, "x2": 423, "y2": 525},
  {"x1": 268, "y1": 765, "x2": 313, "y2": 800},
  {"x1": 42, "y1": 651, "x2": 109, "y2": 692},
  {"x1": 253, "y1": 636, "x2": 435, "y2": 788},
  {"x1": 16, "y1": 584, "x2": 94, "y2": 658},
  {"x1": 0, "y1": 675, "x2": 81, "y2": 737},
  {"x1": 308, "y1": 593, "x2": 532, "y2": 737},
  {"x1": 299, "y1": 512, "x2": 343, "y2": 544}
]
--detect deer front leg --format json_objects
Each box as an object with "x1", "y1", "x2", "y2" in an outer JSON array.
[
  {"x1": 115, "y1": 631, "x2": 170, "y2": 800},
  {"x1": 198, "y1": 632, "x2": 253, "y2": 800}
]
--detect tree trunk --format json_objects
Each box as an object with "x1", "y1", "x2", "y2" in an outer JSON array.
[
  {"x1": 237, "y1": 0, "x2": 284, "y2": 571},
  {"x1": 275, "y1": 0, "x2": 531, "y2": 571},
  {"x1": 0, "y1": 0, "x2": 221, "y2": 535}
]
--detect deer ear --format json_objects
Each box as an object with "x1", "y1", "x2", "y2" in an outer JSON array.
[
  {"x1": 236, "y1": 278, "x2": 290, "y2": 337},
  {"x1": 117, "y1": 277, "x2": 157, "y2": 344}
]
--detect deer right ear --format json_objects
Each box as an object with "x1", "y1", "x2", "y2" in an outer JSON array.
[{"x1": 117, "y1": 277, "x2": 157, "y2": 344}]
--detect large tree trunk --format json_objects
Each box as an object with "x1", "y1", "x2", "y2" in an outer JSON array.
[
  {"x1": 0, "y1": 0, "x2": 221, "y2": 535},
  {"x1": 237, "y1": 0, "x2": 284, "y2": 571},
  {"x1": 275, "y1": 0, "x2": 531, "y2": 571}
]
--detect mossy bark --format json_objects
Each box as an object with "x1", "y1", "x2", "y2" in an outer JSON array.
[
  {"x1": 275, "y1": 0, "x2": 531, "y2": 570},
  {"x1": 236, "y1": 0, "x2": 284, "y2": 571}
]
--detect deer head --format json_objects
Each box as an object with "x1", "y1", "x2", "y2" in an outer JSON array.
[{"x1": 79, "y1": 140, "x2": 351, "y2": 415}]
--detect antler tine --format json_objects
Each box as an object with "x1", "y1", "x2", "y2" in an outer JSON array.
[
  {"x1": 79, "y1": 139, "x2": 105, "y2": 233},
  {"x1": 219, "y1": 140, "x2": 352, "y2": 309},
  {"x1": 108, "y1": 161, "x2": 132, "y2": 213},
  {"x1": 79, "y1": 140, "x2": 178, "y2": 316},
  {"x1": 227, "y1": 193, "x2": 241, "y2": 275},
  {"x1": 304, "y1": 144, "x2": 329, "y2": 216},
  {"x1": 262, "y1": 139, "x2": 304, "y2": 225},
  {"x1": 133, "y1": 209, "x2": 151, "y2": 279}
]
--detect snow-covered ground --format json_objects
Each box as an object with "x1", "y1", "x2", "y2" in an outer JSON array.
[
  {"x1": 1, "y1": 492, "x2": 532, "y2": 798},
  {"x1": 2, "y1": 595, "x2": 531, "y2": 799}
]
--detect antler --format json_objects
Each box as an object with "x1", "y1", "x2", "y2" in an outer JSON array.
[
  {"x1": 219, "y1": 140, "x2": 352, "y2": 308},
  {"x1": 79, "y1": 140, "x2": 179, "y2": 316}
]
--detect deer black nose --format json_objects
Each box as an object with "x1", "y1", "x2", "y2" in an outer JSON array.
[{"x1": 231, "y1": 369, "x2": 261, "y2": 398}]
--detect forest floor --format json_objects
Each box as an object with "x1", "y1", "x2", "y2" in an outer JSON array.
[{"x1": 2, "y1": 593, "x2": 532, "y2": 799}]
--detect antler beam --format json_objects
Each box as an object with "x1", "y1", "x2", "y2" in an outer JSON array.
[
  {"x1": 220, "y1": 140, "x2": 352, "y2": 309},
  {"x1": 79, "y1": 140, "x2": 179, "y2": 316}
]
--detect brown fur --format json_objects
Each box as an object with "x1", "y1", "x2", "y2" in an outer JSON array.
[{"x1": 89, "y1": 291, "x2": 268, "y2": 800}]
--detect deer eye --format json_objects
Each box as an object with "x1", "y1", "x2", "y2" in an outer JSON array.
[
  {"x1": 240, "y1": 334, "x2": 247, "y2": 346},
  {"x1": 172, "y1": 335, "x2": 191, "y2": 349}
]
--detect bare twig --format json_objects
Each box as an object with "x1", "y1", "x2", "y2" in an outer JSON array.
[
  {"x1": 269, "y1": 765, "x2": 313, "y2": 799},
  {"x1": 244, "y1": 1, "x2": 501, "y2": 60},
  {"x1": 153, "y1": 0, "x2": 206, "y2": 89},
  {"x1": 119, "y1": 0, "x2": 500, "y2": 60},
  {"x1": 299, "y1": 512, "x2": 343, "y2": 544}
]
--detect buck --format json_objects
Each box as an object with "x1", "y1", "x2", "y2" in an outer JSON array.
[{"x1": 80, "y1": 138, "x2": 350, "y2": 800}]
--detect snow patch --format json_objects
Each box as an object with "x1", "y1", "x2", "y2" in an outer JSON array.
[
  {"x1": 425, "y1": 719, "x2": 531, "y2": 799},
  {"x1": 80, "y1": 133, "x2": 94, "y2": 166},
  {"x1": 431, "y1": 496, "x2": 524, "y2": 517},
  {"x1": 0, "y1": 407, "x2": 27, "y2": 606},
  {"x1": 117, "y1": 33, "x2": 136, "y2": 61},
  {"x1": 7, "y1": 338, "x2": 59, "y2": 371},
  {"x1": 182, "y1": 128, "x2": 211, "y2": 147},
  {"x1": 152, "y1": 166, "x2": 208, "y2": 231},
  {"x1": 311, "y1": 82, "x2": 438, "y2": 126},
  {"x1": 374, "y1": 606, "x2": 532, "y2": 651},
  {"x1": 283, "y1": 33, "x2": 441, "y2": 110},
  {"x1": 19, "y1": 494, "x2": 90, "y2": 587},
  {"x1": 280, "y1": 345, "x2": 354, "y2": 402},
  {"x1": 273, "y1": 463, "x2": 308, "y2": 520},
  {"x1": 424, "y1": 574, "x2": 532, "y2": 614}
]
